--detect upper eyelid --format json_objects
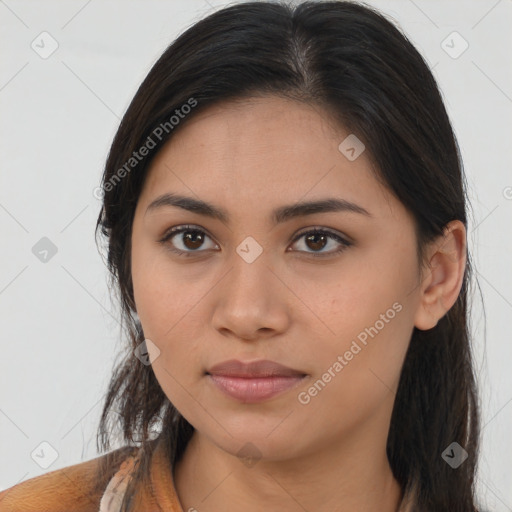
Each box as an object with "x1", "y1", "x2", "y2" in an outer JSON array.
[
  {"x1": 292, "y1": 226, "x2": 348, "y2": 240},
  {"x1": 160, "y1": 224, "x2": 216, "y2": 243}
]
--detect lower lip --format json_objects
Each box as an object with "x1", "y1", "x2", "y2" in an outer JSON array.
[{"x1": 208, "y1": 374, "x2": 306, "y2": 403}]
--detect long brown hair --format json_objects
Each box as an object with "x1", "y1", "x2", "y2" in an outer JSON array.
[{"x1": 93, "y1": 2, "x2": 483, "y2": 510}]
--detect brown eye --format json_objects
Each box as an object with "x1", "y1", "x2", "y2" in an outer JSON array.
[
  {"x1": 181, "y1": 230, "x2": 205, "y2": 250},
  {"x1": 290, "y1": 228, "x2": 352, "y2": 257},
  {"x1": 304, "y1": 232, "x2": 328, "y2": 251},
  {"x1": 160, "y1": 225, "x2": 218, "y2": 256}
]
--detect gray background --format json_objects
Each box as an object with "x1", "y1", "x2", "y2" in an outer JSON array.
[{"x1": 1, "y1": 0, "x2": 511, "y2": 509}]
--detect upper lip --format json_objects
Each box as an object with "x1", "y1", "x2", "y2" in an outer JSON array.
[{"x1": 207, "y1": 359, "x2": 306, "y2": 378}]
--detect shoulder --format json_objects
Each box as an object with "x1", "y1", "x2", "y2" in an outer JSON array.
[{"x1": 0, "y1": 445, "x2": 140, "y2": 512}]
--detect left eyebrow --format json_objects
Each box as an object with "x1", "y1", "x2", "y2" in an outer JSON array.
[{"x1": 145, "y1": 193, "x2": 372, "y2": 225}]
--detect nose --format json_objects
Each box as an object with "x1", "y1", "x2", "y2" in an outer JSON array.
[{"x1": 211, "y1": 254, "x2": 290, "y2": 342}]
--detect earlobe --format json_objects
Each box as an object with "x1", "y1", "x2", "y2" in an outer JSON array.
[{"x1": 413, "y1": 220, "x2": 467, "y2": 331}]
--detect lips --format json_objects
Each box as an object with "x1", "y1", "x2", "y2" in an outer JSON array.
[
  {"x1": 207, "y1": 359, "x2": 306, "y2": 378},
  {"x1": 206, "y1": 359, "x2": 307, "y2": 403}
]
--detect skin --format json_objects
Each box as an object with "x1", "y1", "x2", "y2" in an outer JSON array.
[{"x1": 130, "y1": 95, "x2": 467, "y2": 512}]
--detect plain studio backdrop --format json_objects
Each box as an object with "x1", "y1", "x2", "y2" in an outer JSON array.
[{"x1": 0, "y1": 0, "x2": 511, "y2": 509}]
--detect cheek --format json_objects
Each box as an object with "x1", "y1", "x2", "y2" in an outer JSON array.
[
  {"x1": 131, "y1": 243, "x2": 209, "y2": 377},
  {"x1": 131, "y1": 258, "x2": 205, "y2": 411},
  {"x1": 131, "y1": 240, "x2": 194, "y2": 335},
  {"x1": 296, "y1": 306, "x2": 412, "y2": 435},
  {"x1": 296, "y1": 257, "x2": 415, "y2": 394}
]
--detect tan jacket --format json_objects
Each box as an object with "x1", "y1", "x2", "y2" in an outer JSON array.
[{"x1": 0, "y1": 436, "x2": 183, "y2": 511}]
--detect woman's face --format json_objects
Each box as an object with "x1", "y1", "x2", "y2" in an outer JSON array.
[{"x1": 131, "y1": 95, "x2": 426, "y2": 461}]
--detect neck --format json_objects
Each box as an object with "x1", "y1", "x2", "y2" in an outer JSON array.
[{"x1": 173, "y1": 426, "x2": 404, "y2": 512}]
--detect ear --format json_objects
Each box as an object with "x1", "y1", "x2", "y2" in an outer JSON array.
[{"x1": 413, "y1": 220, "x2": 467, "y2": 331}]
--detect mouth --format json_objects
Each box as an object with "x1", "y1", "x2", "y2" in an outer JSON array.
[{"x1": 206, "y1": 359, "x2": 308, "y2": 403}]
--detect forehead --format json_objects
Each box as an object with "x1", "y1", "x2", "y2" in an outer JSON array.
[
  {"x1": 163, "y1": 94, "x2": 345, "y2": 156},
  {"x1": 138, "y1": 95, "x2": 404, "y2": 224}
]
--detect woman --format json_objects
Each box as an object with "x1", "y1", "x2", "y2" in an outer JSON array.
[{"x1": 0, "y1": 1, "x2": 485, "y2": 511}]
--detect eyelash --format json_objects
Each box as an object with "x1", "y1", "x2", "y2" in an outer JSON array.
[{"x1": 159, "y1": 224, "x2": 352, "y2": 259}]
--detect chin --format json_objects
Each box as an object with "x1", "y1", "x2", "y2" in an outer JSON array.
[{"x1": 194, "y1": 416, "x2": 308, "y2": 463}]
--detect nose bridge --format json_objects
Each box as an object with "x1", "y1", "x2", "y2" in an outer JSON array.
[
  {"x1": 226, "y1": 240, "x2": 273, "y2": 302},
  {"x1": 211, "y1": 240, "x2": 289, "y2": 338}
]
